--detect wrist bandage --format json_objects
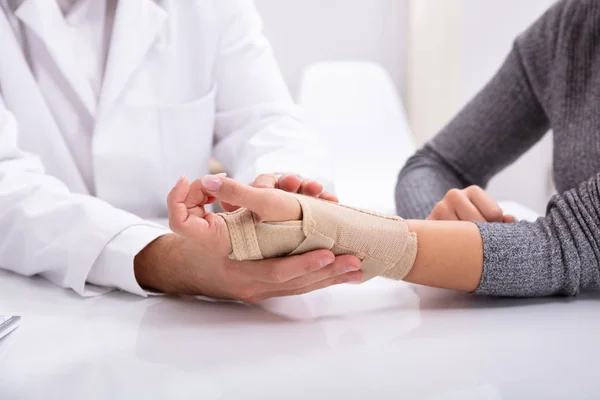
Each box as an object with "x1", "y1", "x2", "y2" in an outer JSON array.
[{"x1": 220, "y1": 194, "x2": 418, "y2": 282}]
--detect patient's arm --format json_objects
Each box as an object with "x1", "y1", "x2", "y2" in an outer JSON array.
[
  {"x1": 170, "y1": 169, "x2": 600, "y2": 297},
  {"x1": 169, "y1": 174, "x2": 483, "y2": 292}
]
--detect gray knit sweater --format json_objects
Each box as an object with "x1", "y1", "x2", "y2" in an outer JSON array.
[{"x1": 396, "y1": 0, "x2": 600, "y2": 297}]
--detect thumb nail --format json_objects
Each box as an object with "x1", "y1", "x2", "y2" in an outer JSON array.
[{"x1": 202, "y1": 175, "x2": 223, "y2": 192}]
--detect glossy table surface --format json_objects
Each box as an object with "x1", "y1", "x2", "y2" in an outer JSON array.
[{"x1": 1, "y1": 269, "x2": 599, "y2": 400}]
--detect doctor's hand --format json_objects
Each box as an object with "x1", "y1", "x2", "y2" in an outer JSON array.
[
  {"x1": 427, "y1": 186, "x2": 516, "y2": 223},
  {"x1": 220, "y1": 173, "x2": 338, "y2": 212},
  {"x1": 134, "y1": 177, "x2": 361, "y2": 303}
]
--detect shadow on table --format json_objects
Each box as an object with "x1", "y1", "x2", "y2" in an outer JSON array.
[
  {"x1": 412, "y1": 285, "x2": 600, "y2": 311},
  {"x1": 133, "y1": 282, "x2": 422, "y2": 372}
]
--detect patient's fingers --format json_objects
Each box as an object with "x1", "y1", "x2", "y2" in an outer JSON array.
[
  {"x1": 278, "y1": 175, "x2": 303, "y2": 193},
  {"x1": 465, "y1": 186, "x2": 504, "y2": 222},
  {"x1": 222, "y1": 174, "x2": 292, "y2": 212},
  {"x1": 201, "y1": 175, "x2": 302, "y2": 222},
  {"x1": 503, "y1": 214, "x2": 517, "y2": 223},
  {"x1": 253, "y1": 173, "x2": 279, "y2": 189},
  {"x1": 299, "y1": 179, "x2": 323, "y2": 197},
  {"x1": 318, "y1": 191, "x2": 339, "y2": 203}
]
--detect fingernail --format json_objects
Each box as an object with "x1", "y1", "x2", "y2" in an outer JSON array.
[
  {"x1": 216, "y1": 172, "x2": 228, "y2": 177},
  {"x1": 202, "y1": 175, "x2": 223, "y2": 192},
  {"x1": 319, "y1": 257, "x2": 334, "y2": 268},
  {"x1": 177, "y1": 176, "x2": 187, "y2": 185},
  {"x1": 345, "y1": 264, "x2": 361, "y2": 272},
  {"x1": 347, "y1": 274, "x2": 362, "y2": 282}
]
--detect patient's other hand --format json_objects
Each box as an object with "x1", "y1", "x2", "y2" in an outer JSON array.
[{"x1": 427, "y1": 185, "x2": 516, "y2": 223}]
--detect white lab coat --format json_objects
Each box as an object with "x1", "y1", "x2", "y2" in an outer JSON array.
[{"x1": 0, "y1": 0, "x2": 331, "y2": 296}]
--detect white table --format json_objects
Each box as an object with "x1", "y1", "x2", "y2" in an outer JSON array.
[{"x1": 1, "y1": 269, "x2": 599, "y2": 400}]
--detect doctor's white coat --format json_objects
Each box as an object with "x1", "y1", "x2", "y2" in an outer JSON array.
[{"x1": 0, "y1": 0, "x2": 331, "y2": 296}]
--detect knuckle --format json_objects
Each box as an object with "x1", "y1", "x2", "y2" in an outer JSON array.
[
  {"x1": 255, "y1": 174, "x2": 274, "y2": 185},
  {"x1": 446, "y1": 188, "x2": 463, "y2": 201},
  {"x1": 432, "y1": 201, "x2": 448, "y2": 215},
  {"x1": 267, "y1": 268, "x2": 287, "y2": 283},
  {"x1": 466, "y1": 185, "x2": 483, "y2": 195}
]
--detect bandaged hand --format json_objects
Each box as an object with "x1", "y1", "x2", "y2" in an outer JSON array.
[{"x1": 169, "y1": 175, "x2": 418, "y2": 283}]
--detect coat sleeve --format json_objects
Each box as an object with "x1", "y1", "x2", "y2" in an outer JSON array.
[{"x1": 0, "y1": 99, "x2": 168, "y2": 296}]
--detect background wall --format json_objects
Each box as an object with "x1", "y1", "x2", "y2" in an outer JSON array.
[
  {"x1": 256, "y1": 0, "x2": 557, "y2": 213},
  {"x1": 409, "y1": 0, "x2": 556, "y2": 212},
  {"x1": 255, "y1": 0, "x2": 410, "y2": 100}
]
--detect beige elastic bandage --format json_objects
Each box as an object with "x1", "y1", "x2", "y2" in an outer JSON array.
[{"x1": 219, "y1": 194, "x2": 418, "y2": 282}]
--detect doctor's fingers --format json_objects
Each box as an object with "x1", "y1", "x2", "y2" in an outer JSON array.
[
  {"x1": 167, "y1": 176, "x2": 192, "y2": 223},
  {"x1": 167, "y1": 177, "x2": 210, "y2": 237},
  {"x1": 231, "y1": 249, "x2": 335, "y2": 285},
  {"x1": 244, "y1": 268, "x2": 362, "y2": 304},
  {"x1": 186, "y1": 179, "x2": 216, "y2": 209},
  {"x1": 256, "y1": 254, "x2": 362, "y2": 293},
  {"x1": 201, "y1": 175, "x2": 302, "y2": 222},
  {"x1": 167, "y1": 177, "x2": 209, "y2": 219},
  {"x1": 228, "y1": 252, "x2": 362, "y2": 303}
]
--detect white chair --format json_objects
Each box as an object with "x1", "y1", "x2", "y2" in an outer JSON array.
[
  {"x1": 298, "y1": 61, "x2": 541, "y2": 222},
  {"x1": 298, "y1": 61, "x2": 415, "y2": 215}
]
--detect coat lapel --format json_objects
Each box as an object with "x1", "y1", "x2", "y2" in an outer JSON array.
[
  {"x1": 15, "y1": 0, "x2": 97, "y2": 115},
  {"x1": 97, "y1": 0, "x2": 167, "y2": 118},
  {"x1": 0, "y1": 4, "x2": 88, "y2": 193}
]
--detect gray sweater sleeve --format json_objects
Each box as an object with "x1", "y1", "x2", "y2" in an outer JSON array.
[
  {"x1": 395, "y1": 1, "x2": 560, "y2": 219},
  {"x1": 395, "y1": 0, "x2": 600, "y2": 296},
  {"x1": 476, "y1": 173, "x2": 600, "y2": 296}
]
